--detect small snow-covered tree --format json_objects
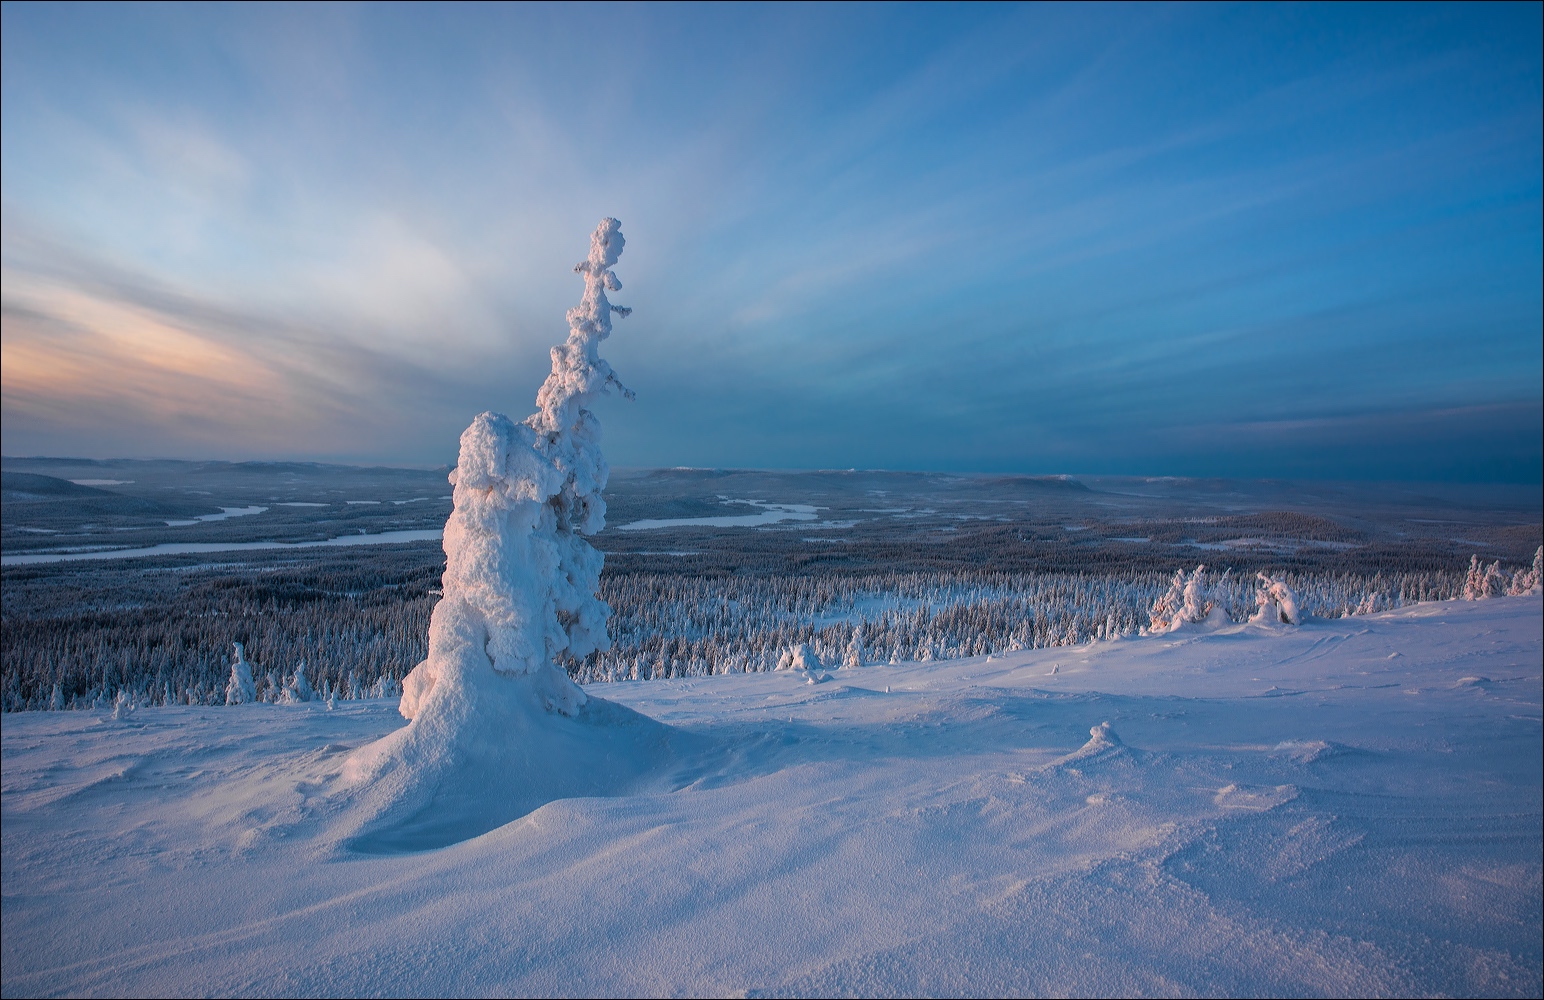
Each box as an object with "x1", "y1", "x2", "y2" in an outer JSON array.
[
  {"x1": 1250, "y1": 573, "x2": 1301, "y2": 625},
  {"x1": 777, "y1": 643, "x2": 822, "y2": 672},
  {"x1": 1148, "y1": 565, "x2": 1222, "y2": 633},
  {"x1": 1507, "y1": 546, "x2": 1543, "y2": 596},
  {"x1": 1147, "y1": 570, "x2": 1187, "y2": 633},
  {"x1": 1463, "y1": 555, "x2": 1509, "y2": 600},
  {"x1": 842, "y1": 630, "x2": 865, "y2": 669},
  {"x1": 225, "y1": 642, "x2": 257, "y2": 705},
  {"x1": 280, "y1": 662, "x2": 313, "y2": 704}
]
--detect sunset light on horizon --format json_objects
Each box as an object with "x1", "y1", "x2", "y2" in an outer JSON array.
[{"x1": 3, "y1": 3, "x2": 1539, "y2": 479}]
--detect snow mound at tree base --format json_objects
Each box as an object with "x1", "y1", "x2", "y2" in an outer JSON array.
[{"x1": 338, "y1": 659, "x2": 675, "y2": 853}]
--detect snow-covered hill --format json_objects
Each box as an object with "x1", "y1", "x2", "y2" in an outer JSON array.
[{"x1": 3, "y1": 596, "x2": 1539, "y2": 997}]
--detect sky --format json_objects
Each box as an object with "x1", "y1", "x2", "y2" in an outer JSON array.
[{"x1": 1, "y1": 3, "x2": 1540, "y2": 481}]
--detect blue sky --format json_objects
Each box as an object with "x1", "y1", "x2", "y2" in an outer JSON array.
[{"x1": 2, "y1": 2, "x2": 1539, "y2": 480}]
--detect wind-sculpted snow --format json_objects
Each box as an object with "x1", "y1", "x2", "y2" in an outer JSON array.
[
  {"x1": 340, "y1": 659, "x2": 673, "y2": 851},
  {"x1": 3, "y1": 597, "x2": 1538, "y2": 996}
]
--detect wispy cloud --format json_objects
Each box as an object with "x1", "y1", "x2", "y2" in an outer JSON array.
[{"x1": 2, "y1": 3, "x2": 1538, "y2": 477}]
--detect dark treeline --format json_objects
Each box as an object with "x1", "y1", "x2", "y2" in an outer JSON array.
[{"x1": 1, "y1": 542, "x2": 1480, "y2": 711}]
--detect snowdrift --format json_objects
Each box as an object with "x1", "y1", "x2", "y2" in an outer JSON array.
[{"x1": 341, "y1": 657, "x2": 673, "y2": 851}]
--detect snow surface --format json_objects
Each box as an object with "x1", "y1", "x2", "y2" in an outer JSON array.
[{"x1": 3, "y1": 596, "x2": 1539, "y2": 997}]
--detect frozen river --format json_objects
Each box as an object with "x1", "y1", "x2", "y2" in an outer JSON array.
[
  {"x1": 0, "y1": 528, "x2": 444, "y2": 566},
  {"x1": 618, "y1": 499, "x2": 820, "y2": 531}
]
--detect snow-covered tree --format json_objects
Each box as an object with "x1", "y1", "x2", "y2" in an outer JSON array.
[
  {"x1": 225, "y1": 642, "x2": 257, "y2": 705},
  {"x1": 1250, "y1": 573, "x2": 1301, "y2": 625},
  {"x1": 280, "y1": 661, "x2": 313, "y2": 704},
  {"x1": 777, "y1": 643, "x2": 821, "y2": 672},
  {"x1": 1507, "y1": 546, "x2": 1543, "y2": 596},
  {"x1": 842, "y1": 630, "x2": 865, "y2": 669},
  {"x1": 397, "y1": 217, "x2": 632, "y2": 723},
  {"x1": 1463, "y1": 555, "x2": 1509, "y2": 600},
  {"x1": 340, "y1": 221, "x2": 680, "y2": 844},
  {"x1": 1148, "y1": 565, "x2": 1225, "y2": 633}
]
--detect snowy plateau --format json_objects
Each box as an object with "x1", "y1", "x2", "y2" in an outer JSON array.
[
  {"x1": 2, "y1": 596, "x2": 1541, "y2": 997},
  {"x1": 4, "y1": 219, "x2": 1541, "y2": 999}
]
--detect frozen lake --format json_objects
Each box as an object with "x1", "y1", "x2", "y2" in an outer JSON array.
[{"x1": 164, "y1": 505, "x2": 269, "y2": 527}]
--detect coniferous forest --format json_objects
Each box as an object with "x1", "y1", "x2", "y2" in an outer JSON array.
[{"x1": 4, "y1": 462, "x2": 1538, "y2": 710}]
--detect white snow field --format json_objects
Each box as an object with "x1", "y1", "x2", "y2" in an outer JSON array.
[{"x1": 2, "y1": 595, "x2": 1539, "y2": 998}]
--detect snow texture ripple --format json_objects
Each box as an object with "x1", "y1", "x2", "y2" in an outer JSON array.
[{"x1": 2, "y1": 597, "x2": 1539, "y2": 997}]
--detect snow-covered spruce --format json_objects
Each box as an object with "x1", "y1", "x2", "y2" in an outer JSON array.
[
  {"x1": 279, "y1": 661, "x2": 313, "y2": 704},
  {"x1": 1511, "y1": 546, "x2": 1544, "y2": 596},
  {"x1": 224, "y1": 642, "x2": 257, "y2": 706},
  {"x1": 397, "y1": 218, "x2": 632, "y2": 722},
  {"x1": 1250, "y1": 573, "x2": 1301, "y2": 626},
  {"x1": 4, "y1": 561, "x2": 1522, "y2": 710},
  {"x1": 1463, "y1": 546, "x2": 1544, "y2": 600},
  {"x1": 340, "y1": 219, "x2": 667, "y2": 849},
  {"x1": 1464, "y1": 554, "x2": 1511, "y2": 600},
  {"x1": 1146, "y1": 565, "x2": 1229, "y2": 633}
]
